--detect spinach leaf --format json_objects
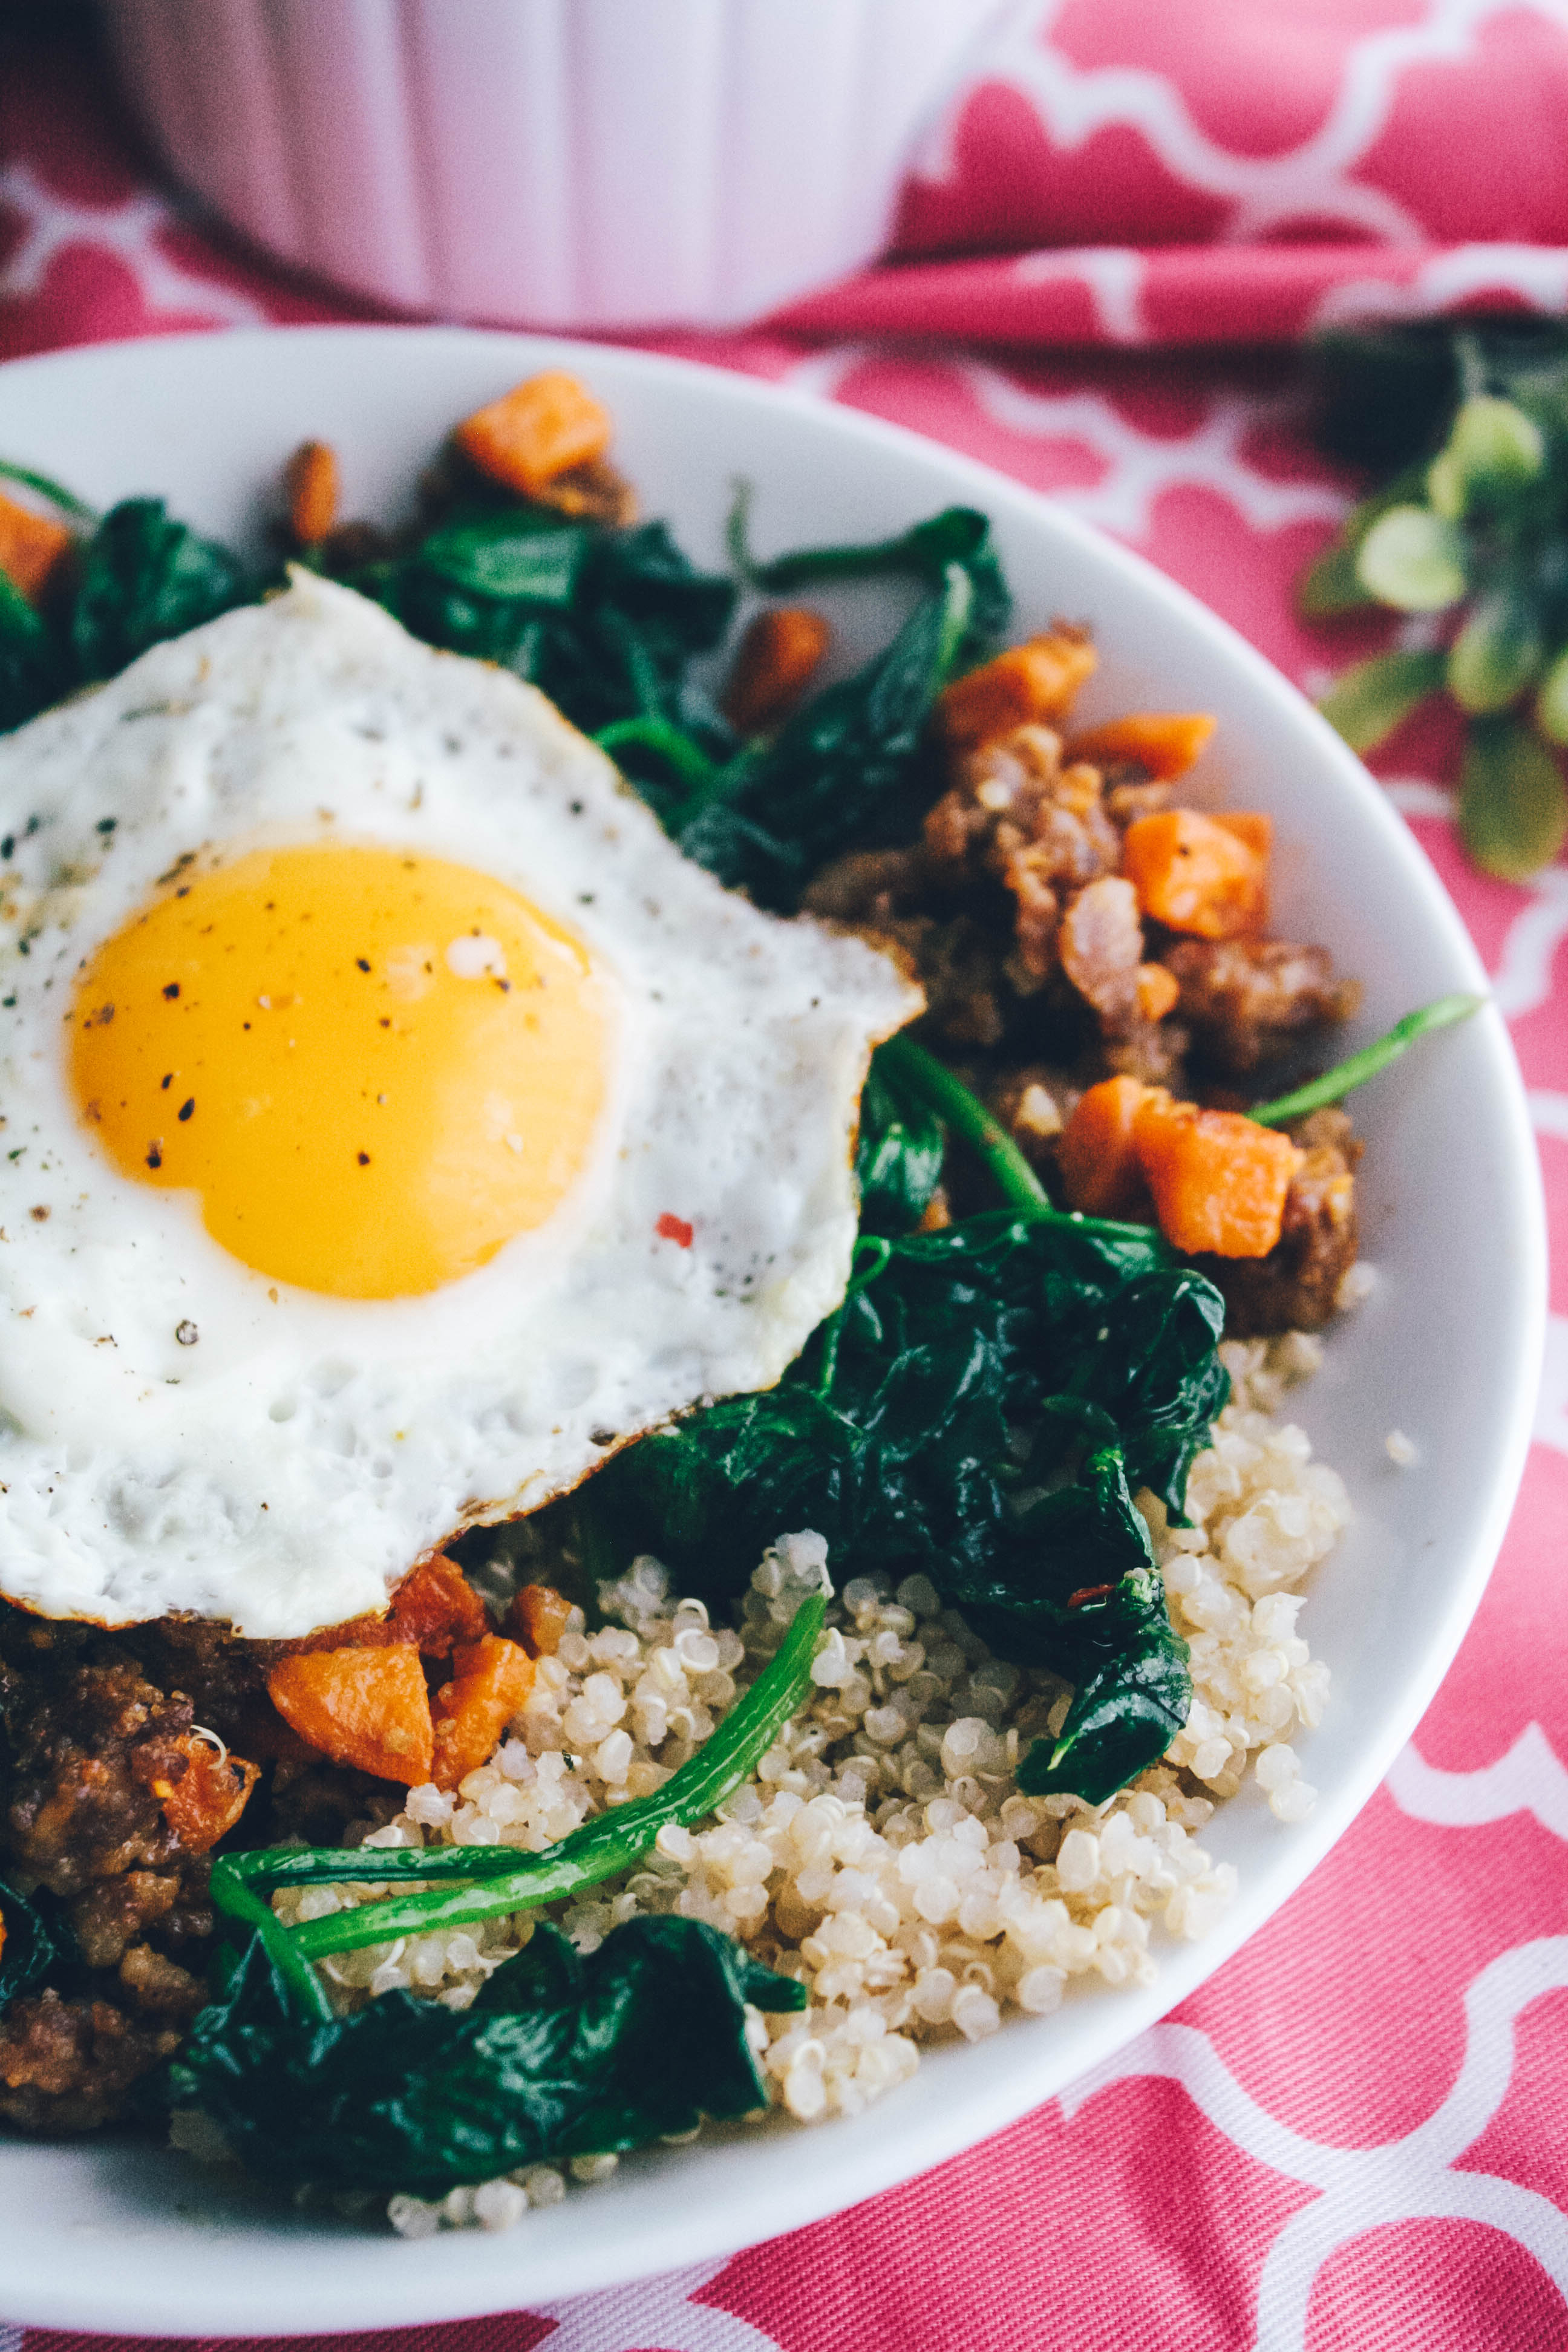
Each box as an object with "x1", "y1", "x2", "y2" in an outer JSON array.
[
  {"x1": 599, "y1": 1210, "x2": 1224, "y2": 1801},
  {"x1": 71, "y1": 498, "x2": 249, "y2": 683},
  {"x1": 733, "y1": 500, "x2": 1011, "y2": 671},
  {"x1": 169, "y1": 1916, "x2": 805, "y2": 2194},
  {"x1": 420, "y1": 513, "x2": 590, "y2": 605},
  {"x1": 675, "y1": 563, "x2": 972, "y2": 905},
  {"x1": 855, "y1": 1054, "x2": 946, "y2": 1235},
  {"x1": 0, "y1": 1873, "x2": 56, "y2": 2011},
  {"x1": 364, "y1": 515, "x2": 736, "y2": 740}
]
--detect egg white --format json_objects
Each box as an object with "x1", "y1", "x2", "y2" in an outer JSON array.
[{"x1": 0, "y1": 575, "x2": 918, "y2": 1636}]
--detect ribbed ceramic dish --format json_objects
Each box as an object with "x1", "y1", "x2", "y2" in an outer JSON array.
[
  {"x1": 0, "y1": 327, "x2": 1546, "y2": 2335},
  {"x1": 98, "y1": 0, "x2": 1008, "y2": 328}
]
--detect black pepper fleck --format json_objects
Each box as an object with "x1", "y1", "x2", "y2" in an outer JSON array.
[
  {"x1": 146, "y1": 1146, "x2": 162, "y2": 1169},
  {"x1": 163, "y1": 982, "x2": 180, "y2": 1000},
  {"x1": 178, "y1": 1098, "x2": 195, "y2": 1122},
  {"x1": 357, "y1": 1151, "x2": 371, "y2": 1166},
  {"x1": 356, "y1": 958, "x2": 370, "y2": 973}
]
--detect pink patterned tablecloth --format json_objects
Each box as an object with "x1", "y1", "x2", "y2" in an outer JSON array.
[{"x1": 2, "y1": 10, "x2": 1566, "y2": 2348}]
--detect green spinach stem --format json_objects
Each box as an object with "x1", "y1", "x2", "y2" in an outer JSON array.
[
  {"x1": 593, "y1": 716, "x2": 724, "y2": 792},
  {"x1": 0, "y1": 459, "x2": 97, "y2": 523},
  {"x1": 216, "y1": 1593, "x2": 826, "y2": 1969},
  {"x1": 208, "y1": 1857, "x2": 335, "y2": 2023},
  {"x1": 877, "y1": 1033, "x2": 1051, "y2": 1214},
  {"x1": 1250, "y1": 993, "x2": 1484, "y2": 1126}
]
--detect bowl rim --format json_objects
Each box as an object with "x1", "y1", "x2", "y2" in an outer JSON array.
[{"x1": 0, "y1": 323, "x2": 1547, "y2": 2336}]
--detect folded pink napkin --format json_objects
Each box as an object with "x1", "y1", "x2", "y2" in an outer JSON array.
[{"x1": 778, "y1": 0, "x2": 1568, "y2": 344}]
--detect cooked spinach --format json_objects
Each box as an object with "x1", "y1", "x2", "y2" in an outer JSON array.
[
  {"x1": 0, "y1": 1873, "x2": 55, "y2": 2011},
  {"x1": 0, "y1": 571, "x2": 69, "y2": 733},
  {"x1": 855, "y1": 1053, "x2": 946, "y2": 1236},
  {"x1": 362, "y1": 512, "x2": 737, "y2": 741},
  {"x1": 673, "y1": 561, "x2": 974, "y2": 905},
  {"x1": 730, "y1": 498, "x2": 1011, "y2": 672},
  {"x1": 169, "y1": 1916, "x2": 804, "y2": 2195},
  {"x1": 71, "y1": 498, "x2": 249, "y2": 682},
  {"x1": 599, "y1": 1203, "x2": 1224, "y2": 1804}
]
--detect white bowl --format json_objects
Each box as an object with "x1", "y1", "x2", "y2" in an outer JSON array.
[
  {"x1": 97, "y1": 0, "x2": 1007, "y2": 329},
  {"x1": 0, "y1": 327, "x2": 1545, "y2": 2336}
]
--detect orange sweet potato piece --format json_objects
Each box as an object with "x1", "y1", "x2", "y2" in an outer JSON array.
[
  {"x1": 1135, "y1": 962, "x2": 1181, "y2": 1022},
  {"x1": 1132, "y1": 1091, "x2": 1300, "y2": 1258},
  {"x1": 150, "y1": 1734, "x2": 259, "y2": 1854},
  {"x1": 0, "y1": 491, "x2": 72, "y2": 606},
  {"x1": 1056, "y1": 1076, "x2": 1155, "y2": 1220},
  {"x1": 267, "y1": 1644, "x2": 434, "y2": 1785},
  {"x1": 509, "y1": 1582, "x2": 575, "y2": 1658},
  {"x1": 456, "y1": 371, "x2": 613, "y2": 498},
  {"x1": 1213, "y1": 809, "x2": 1273, "y2": 861},
  {"x1": 938, "y1": 632, "x2": 1097, "y2": 749},
  {"x1": 431, "y1": 1635, "x2": 537, "y2": 1792},
  {"x1": 1068, "y1": 712, "x2": 1217, "y2": 781},
  {"x1": 387, "y1": 1553, "x2": 489, "y2": 1658},
  {"x1": 284, "y1": 439, "x2": 339, "y2": 544},
  {"x1": 722, "y1": 607, "x2": 832, "y2": 735},
  {"x1": 1122, "y1": 809, "x2": 1269, "y2": 940}
]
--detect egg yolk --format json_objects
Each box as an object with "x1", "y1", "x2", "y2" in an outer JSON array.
[{"x1": 70, "y1": 844, "x2": 610, "y2": 1298}]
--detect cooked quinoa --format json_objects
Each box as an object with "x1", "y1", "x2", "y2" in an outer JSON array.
[{"x1": 241, "y1": 1331, "x2": 1347, "y2": 2236}]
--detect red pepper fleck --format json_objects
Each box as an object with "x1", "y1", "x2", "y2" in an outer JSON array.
[
  {"x1": 656, "y1": 1213, "x2": 694, "y2": 1248},
  {"x1": 1065, "y1": 1583, "x2": 1116, "y2": 1610}
]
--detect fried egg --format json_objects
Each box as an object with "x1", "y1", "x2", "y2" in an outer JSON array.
[{"x1": 0, "y1": 575, "x2": 918, "y2": 1635}]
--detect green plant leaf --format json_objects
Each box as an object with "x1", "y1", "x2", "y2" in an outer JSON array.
[
  {"x1": 167, "y1": 1916, "x2": 805, "y2": 2195},
  {"x1": 1316, "y1": 648, "x2": 1447, "y2": 753},
  {"x1": 1297, "y1": 539, "x2": 1376, "y2": 618},
  {"x1": 1447, "y1": 591, "x2": 1544, "y2": 715},
  {"x1": 1459, "y1": 715, "x2": 1568, "y2": 881},
  {"x1": 1435, "y1": 396, "x2": 1547, "y2": 518},
  {"x1": 1354, "y1": 505, "x2": 1468, "y2": 612},
  {"x1": 1537, "y1": 644, "x2": 1568, "y2": 745}
]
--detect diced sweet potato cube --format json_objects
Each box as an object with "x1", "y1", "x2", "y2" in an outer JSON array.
[
  {"x1": 1068, "y1": 713, "x2": 1216, "y2": 781},
  {"x1": 284, "y1": 440, "x2": 339, "y2": 544},
  {"x1": 456, "y1": 372, "x2": 613, "y2": 499},
  {"x1": 150, "y1": 1735, "x2": 259, "y2": 1854},
  {"x1": 387, "y1": 1553, "x2": 489, "y2": 1658},
  {"x1": 1213, "y1": 810, "x2": 1273, "y2": 861},
  {"x1": 1133, "y1": 1092, "x2": 1300, "y2": 1258},
  {"x1": 938, "y1": 633, "x2": 1097, "y2": 749},
  {"x1": 1056, "y1": 1076, "x2": 1155, "y2": 1220},
  {"x1": 1135, "y1": 962, "x2": 1181, "y2": 1022},
  {"x1": 722, "y1": 607, "x2": 832, "y2": 736},
  {"x1": 431, "y1": 1635, "x2": 537, "y2": 1791},
  {"x1": 509, "y1": 1582, "x2": 575, "y2": 1658},
  {"x1": 1122, "y1": 809, "x2": 1269, "y2": 939},
  {"x1": 267, "y1": 1644, "x2": 434, "y2": 1785},
  {"x1": 0, "y1": 491, "x2": 72, "y2": 605}
]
